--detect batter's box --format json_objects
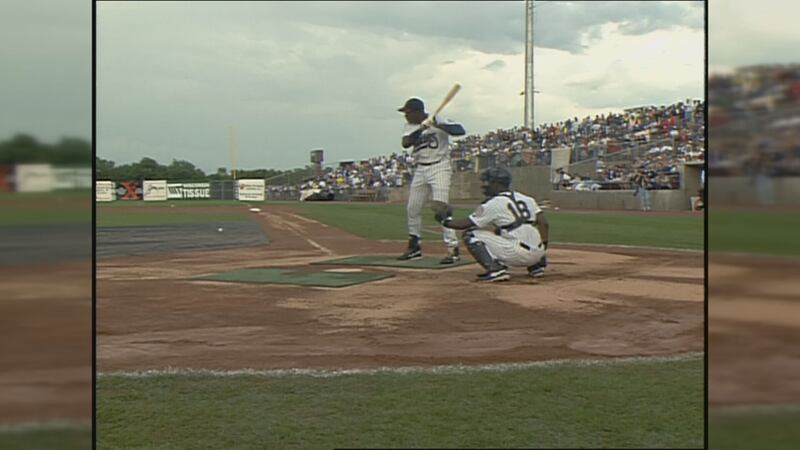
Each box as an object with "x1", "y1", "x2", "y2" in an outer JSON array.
[
  {"x1": 193, "y1": 268, "x2": 393, "y2": 288},
  {"x1": 312, "y1": 255, "x2": 475, "y2": 269}
]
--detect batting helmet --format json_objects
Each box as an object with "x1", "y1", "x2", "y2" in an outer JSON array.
[{"x1": 480, "y1": 167, "x2": 512, "y2": 186}]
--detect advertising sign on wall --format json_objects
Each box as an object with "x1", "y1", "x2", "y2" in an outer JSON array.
[
  {"x1": 236, "y1": 179, "x2": 265, "y2": 201},
  {"x1": 143, "y1": 180, "x2": 168, "y2": 201},
  {"x1": 96, "y1": 181, "x2": 116, "y2": 202},
  {"x1": 167, "y1": 182, "x2": 211, "y2": 199},
  {"x1": 116, "y1": 181, "x2": 142, "y2": 200},
  {"x1": 0, "y1": 166, "x2": 12, "y2": 192},
  {"x1": 15, "y1": 164, "x2": 54, "y2": 192},
  {"x1": 53, "y1": 167, "x2": 92, "y2": 190}
]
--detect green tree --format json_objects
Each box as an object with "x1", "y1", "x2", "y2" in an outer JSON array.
[
  {"x1": 133, "y1": 157, "x2": 166, "y2": 180},
  {"x1": 166, "y1": 159, "x2": 206, "y2": 181},
  {"x1": 208, "y1": 167, "x2": 232, "y2": 180},
  {"x1": 96, "y1": 157, "x2": 115, "y2": 180},
  {"x1": 51, "y1": 137, "x2": 92, "y2": 166},
  {"x1": 0, "y1": 133, "x2": 49, "y2": 164}
]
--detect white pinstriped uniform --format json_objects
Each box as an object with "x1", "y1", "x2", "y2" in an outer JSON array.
[
  {"x1": 403, "y1": 116, "x2": 459, "y2": 248},
  {"x1": 468, "y1": 191, "x2": 545, "y2": 266}
]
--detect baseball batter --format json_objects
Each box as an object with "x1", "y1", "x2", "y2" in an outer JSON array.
[
  {"x1": 396, "y1": 97, "x2": 466, "y2": 263},
  {"x1": 435, "y1": 167, "x2": 549, "y2": 282}
]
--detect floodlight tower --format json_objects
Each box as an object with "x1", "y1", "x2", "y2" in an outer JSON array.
[{"x1": 524, "y1": 0, "x2": 535, "y2": 130}]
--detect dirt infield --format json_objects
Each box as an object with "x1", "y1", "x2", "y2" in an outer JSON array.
[
  {"x1": 710, "y1": 254, "x2": 800, "y2": 407},
  {"x1": 97, "y1": 205, "x2": 703, "y2": 373},
  {"x1": 0, "y1": 260, "x2": 91, "y2": 425}
]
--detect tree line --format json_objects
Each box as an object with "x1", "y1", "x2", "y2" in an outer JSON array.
[
  {"x1": 0, "y1": 134, "x2": 92, "y2": 166},
  {"x1": 96, "y1": 156, "x2": 315, "y2": 185},
  {"x1": 0, "y1": 133, "x2": 316, "y2": 185}
]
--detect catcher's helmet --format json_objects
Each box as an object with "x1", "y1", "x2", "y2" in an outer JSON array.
[{"x1": 480, "y1": 167, "x2": 512, "y2": 186}]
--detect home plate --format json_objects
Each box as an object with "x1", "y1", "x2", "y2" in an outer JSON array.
[
  {"x1": 249, "y1": 207, "x2": 261, "y2": 213},
  {"x1": 324, "y1": 268, "x2": 364, "y2": 273}
]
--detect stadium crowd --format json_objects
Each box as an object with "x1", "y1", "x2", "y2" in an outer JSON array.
[
  {"x1": 709, "y1": 64, "x2": 800, "y2": 177},
  {"x1": 268, "y1": 98, "x2": 707, "y2": 200},
  {"x1": 450, "y1": 99, "x2": 703, "y2": 166}
]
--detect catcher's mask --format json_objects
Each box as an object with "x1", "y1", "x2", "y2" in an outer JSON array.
[{"x1": 480, "y1": 167, "x2": 512, "y2": 196}]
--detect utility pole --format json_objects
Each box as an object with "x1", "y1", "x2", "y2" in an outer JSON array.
[
  {"x1": 229, "y1": 126, "x2": 237, "y2": 179},
  {"x1": 524, "y1": 0, "x2": 535, "y2": 130}
]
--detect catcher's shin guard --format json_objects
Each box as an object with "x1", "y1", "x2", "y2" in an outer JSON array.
[{"x1": 463, "y1": 231, "x2": 505, "y2": 271}]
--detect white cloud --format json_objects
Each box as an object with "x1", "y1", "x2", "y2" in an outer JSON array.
[
  {"x1": 710, "y1": 0, "x2": 800, "y2": 71},
  {"x1": 95, "y1": 1, "x2": 705, "y2": 171},
  {"x1": 532, "y1": 23, "x2": 703, "y2": 126}
]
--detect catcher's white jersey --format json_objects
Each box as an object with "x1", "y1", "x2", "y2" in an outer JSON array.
[
  {"x1": 468, "y1": 191, "x2": 545, "y2": 266},
  {"x1": 402, "y1": 116, "x2": 458, "y2": 164}
]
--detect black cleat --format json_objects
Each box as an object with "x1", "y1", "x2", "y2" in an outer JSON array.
[
  {"x1": 397, "y1": 246, "x2": 423, "y2": 261},
  {"x1": 476, "y1": 268, "x2": 510, "y2": 282},
  {"x1": 440, "y1": 247, "x2": 460, "y2": 264},
  {"x1": 527, "y1": 255, "x2": 547, "y2": 278}
]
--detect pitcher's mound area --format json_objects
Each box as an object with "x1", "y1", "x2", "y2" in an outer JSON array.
[
  {"x1": 195, "y1": 267, "x2": 393, "y2": 288},
  {"x1": 312, "y1": 255, "x2": 475, "y2": 269}
]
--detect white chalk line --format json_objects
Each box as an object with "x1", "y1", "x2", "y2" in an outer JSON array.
[
  {"x1": 99, "y1": 352, "x2": 702, "y2": 379},
  {"x1": 285, "y1": 212, "x2": 329, "y2": 228},
  {"x1": 0, "y1": 419, "x2": 91, "y2": 433},
  {"x1": 305, "y1": 237, "x2": 333, "y2": 255},
  {"x1": 263, "y1": 211, "x2": 334, "y2": 255}
]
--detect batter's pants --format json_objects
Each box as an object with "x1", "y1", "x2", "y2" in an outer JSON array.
[{"x1": 407, "y1": 160, "x2": 458, "y2": 249}]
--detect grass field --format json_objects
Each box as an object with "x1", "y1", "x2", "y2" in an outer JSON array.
[
  {"x1": 97, "y1": 200, "x2": 702, "y2": 250},
  {"x1": 95, "y1": 200, "x2": 800, "y2": 257},
  {"x1": 290, "y1": 202, "x2": 705, "y2": 250},
  {"x1": 0, "y1": 425, "x2": 91, "y2": 450},
  {"x1": 98, "y1": 356, "x2": 703, "y2": 449},
  {"x1": 94, "y1": 200, "x2": 704, "y2": 249},
  {"x1": 709, "y1": 209, "x2": 800, "y2": 256},
  {"x1": 96, "y1": 199, "x2": 260, "y2": 227},
  {"x1": 97, "y1": 210, "x2": 251, "y2": 227},
  {"x1": 709, "y1": 407, "x2": 800, "y2": 450},
  {"x1": 0, "y1": 191, "x2": 91, "y2": 226}
]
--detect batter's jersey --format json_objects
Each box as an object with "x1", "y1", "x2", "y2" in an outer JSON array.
[
  {"x1": 402, "y1": 116, "x2": 463, "y2": 165},
  {"x1": 468, "y1": 191, "x2": 543, "y2": 248}
]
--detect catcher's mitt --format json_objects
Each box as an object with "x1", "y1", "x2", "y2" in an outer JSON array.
[{"x1": 434, "y1": 203, "x2": 453, "y2": 224}]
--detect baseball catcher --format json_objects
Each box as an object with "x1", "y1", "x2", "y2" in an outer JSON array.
[{"x1": 436, "y1": 167, "x2": 549, "y2": 282}]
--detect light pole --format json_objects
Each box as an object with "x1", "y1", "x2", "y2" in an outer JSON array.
[{"x1": 524, "y1": 0, "x2": 535, "y2": 129}]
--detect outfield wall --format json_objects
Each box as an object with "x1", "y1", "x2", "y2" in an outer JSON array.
[
  {"x1": 709, "y1": 176, "x2": 800, "y2": 206},
  {"x1": 391, "y1": 164, "x2": 696, "y2": 211},
  {"x1": 449, "y1": 166, "x2": 552, "y2": 201},
  {"x1": 549, "y1": 190, "x2": 691, "y2": 211}
]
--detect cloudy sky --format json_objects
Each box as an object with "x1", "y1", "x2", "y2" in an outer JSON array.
[
  {"x1": 709, "y1": 0, "x2": 800, "y2": 74},
  {"x1": 0, "y1": 0, "x2": 91, "y2": 145},
  {"x1": 94, "y1": 1, "x2": 706, "y2": 171},
  {"x1": 2, "y1": 0, "x2": 798, "y2": 172}
]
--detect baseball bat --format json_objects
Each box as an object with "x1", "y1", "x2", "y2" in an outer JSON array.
[{"x1": 423, "y1": 83, "x2": 461, "y2": 126}]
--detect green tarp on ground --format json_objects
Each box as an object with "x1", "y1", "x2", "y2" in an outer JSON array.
[{"x1": 194, "y1": 268, "x2": 393, "y2": 288}]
